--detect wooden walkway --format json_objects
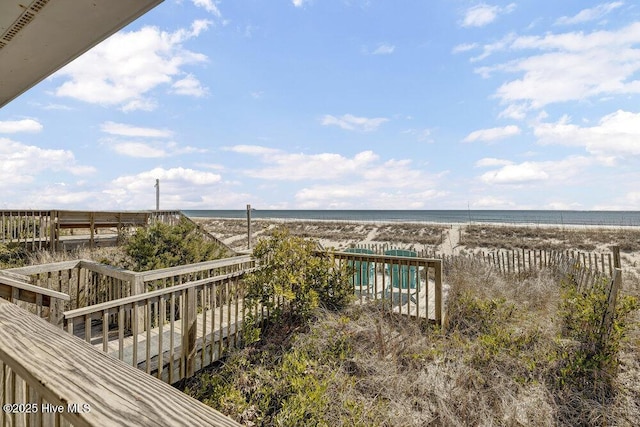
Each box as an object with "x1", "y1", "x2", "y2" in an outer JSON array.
[{"x1": 72, "y1": 301, "x2": 244, "y2": 384}]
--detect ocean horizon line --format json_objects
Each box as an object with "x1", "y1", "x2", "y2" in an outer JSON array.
[{"x1": 182, "y1": 209, "x2": 640, "y2": 227}]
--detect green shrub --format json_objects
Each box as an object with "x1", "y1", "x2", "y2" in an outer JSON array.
[
  {"x1": 0, "y1": 243, "x2": 28, "y2": 268},
  {"x1": 554, "y1": 275, "x2": 638, "y2": 393},
  {"x1": 244, "y1": 227, "x2": 354, "y2": 323},
  {"x1": 122, "y1": 218, "x2": 229, "y2": 271}
]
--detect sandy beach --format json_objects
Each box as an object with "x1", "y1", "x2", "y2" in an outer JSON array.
[{"x1": 194, "y1": 217, "x2": 640, "y2": 268}]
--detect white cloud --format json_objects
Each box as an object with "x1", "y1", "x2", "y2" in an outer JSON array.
[
  {"x1": 480, "y1": 162, "x2": 548, "y2": 184},
  {"x1": 0, "y1": 138, "x2": 94, "y2": 185},
  {"x1": 295, "y1": 184, "x2": 445, "y2": 209},
  {"x1": 111, "y1": 142, "x2": 168, "y2": 158},
  {"x1": 292, "y1": 0, "x2": 311, "y2": 7},
  {"x1": 546, "y1": 201, "x2": 584, "y2": 210},
  {"x1": 452, "y1": 43, "x2": 479, "y2": 54},
  {"x1": 112, "y1": 167, "x2": 221, "y2": 189},
  {"x1": 471, "y1": 22, "x2": 640, "y2": 109},
  {"x1": 534, "y1": 109, "x2": 640, "y2": 159},
  {"x1": 463, "y1": 125, "x2": 521, "y2": 142},
  {"x1": 105, "y1": 167, "x2": 232, "y2": 209},
  {"x1": 0, "y1": 119, "x2": 43, "y2": 133},
  {"x1": 461, "y1": 3, "x2": 516, "y2": 28},
  {"x1": 371, "y1": 43, "x2": 395, "y2": 55},
  {"x1": 555, "y1": 2, "x2": 624, "y2": 25},
  {"x1": 226, "y1": 145, "x2": 446, "y2": 208},
  {"x1": 224, "y1": 145, "x2": 280, "y2": 155},
  {"x1": 472, "y1": 196, "x2": 517, "y2": 208},
  {"x1": 479, "y1": 156, "x2": 591, "y2": 185},
  {"x1": 236, "y1": 147, "x2": 379, "y2": 181},
  {"x1": 100, "y1": 121, "x2": 204, "y2": 158},
  {"x1": 171, "y1": 74, "x2": 208, "y2": 97},
  {"x1": 104, "y1": 139, "x2": 206, "y2": 158},
  {"x1": 498, "y1": 104, "x2": 528, "y2": 120},
  {"x1": 321, "y1": 114, "x2": 388, "y2": 132},
  {"x1": 475, "y1": 157, "x2": 513, "y2": 167},
  {"x1": 402, "y1": 128, "x2": 434, "y2": 142},
  {"x1": 100, "y1": 121, "x2": 173, "y2": 138},
  {"x1": 53, "y1": 21, "x2": 211, "y2": 111},
  {"x1": 192, "y1": 0, "x2": 222, "y2": 17}
]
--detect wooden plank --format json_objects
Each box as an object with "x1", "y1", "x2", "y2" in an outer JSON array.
[
  {"x1": 0, "y1": 298, "x2": 241, "y2": 426},
  {"x1": 185, "y1": 287, "x2": 197, "y2": 378},
  {"x1": 139, "y1": 255, "x2": 253, "y2": 282},
  {"x1": 79, "y1": 260, "x2": 136, "y2": 282},
  {"x1": 8, "y1": 260, "x2": 80, "y2": 277},
  {"x1": 63, "y1": 270, "x2": 254, "y2": 321},
  {"x1": 0, "y1": 276, "x2": 70, "y2": 302}
]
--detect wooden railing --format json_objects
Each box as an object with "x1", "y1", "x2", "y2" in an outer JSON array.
[
  {"x1": 0, "y1": 272, "x2": 70, "y2": 325},
  {"x1": 0, "y1": 210, "x2": 53, "y2": 250},
  {"x1": 331, "y1": 251, "x2": 443, "y2": 326},
  {"x1": 7, "y1": 260, "x2": 135, "y2": 313},
  {"x1": 63, "y1": 268, "x2": 258, "y2": 384},
  {"x1": 0, "y1": 209, "x2": 233, "y2": 253},
  {"x1": 355, "y1": 244, "x2": 616, "y2": 277},
  {"x1": 0, "y1": 298, "x2": 241, "y2": 427},
  {"x1": 138, "y1": 255, "x2": 255, "y2": 292}
]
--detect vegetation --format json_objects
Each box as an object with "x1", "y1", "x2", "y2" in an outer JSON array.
[
  {"x1": 461, "y1": 224, "x2": 640, "y2": 252},
  {"x1": 244, "y1": 227, "x2": 353, "y2": 324},
  {"x1": 121, "y1": 218, "x2": 230, "y2": 271},
  {"x1": 183, "y1": 251, "x2": 639, "y2": 426},
  {"x1": 0, "y1": 243, "x2": 29, "y2": 268},
  {"x1": 374, "y1": 223, "x2": 447, "y2": 246}
]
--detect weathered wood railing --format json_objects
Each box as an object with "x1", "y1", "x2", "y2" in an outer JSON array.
[
  {"x1": 355, "y1": 244, "x2": 616, "y2": 277},
  {"x1": 63, "y1": 267, "x2": 259, "y2": 384},
  {"x1": 138, "y1": 255, "x2": 255, "y2": 292},
  {"x1": 0, "y1": 298, "x2": 241, "y2": 427},
  {"x1": 0, "y1": 210, "x2": 53, "y2": 250},
  {"x1": 331, "y1": 251, "x2": 443, "y2": 326},
  {"x1": 0, "y1": 272, "x2": 70, "y2": 325},
  {"x1": 0, "y1": 209, "x2": 231, "y2": 253},
  {"x1": 7, "y1": 260, "x2": 135, "y2": 313},
  {"x1": 6, "y1": 256, "x2": 254, "y2": 310}
]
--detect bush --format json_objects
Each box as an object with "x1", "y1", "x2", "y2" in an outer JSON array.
[
  {"x1": 122, "y1": 218, "x2": 229, "y2": 271},
  {"x1": 554, "y1": 275, "x2": 638, "y2": 394},
  {"x1": 0, "y1": 243, "x2": 28, "y2": 268},
  {"x1": 244, "y1": 227, "x2": 353, "y2": 323}
]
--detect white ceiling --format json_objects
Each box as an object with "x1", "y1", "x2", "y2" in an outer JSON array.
[{"x1": 0, "y1": 0, "x2": 164, "y2": 108}]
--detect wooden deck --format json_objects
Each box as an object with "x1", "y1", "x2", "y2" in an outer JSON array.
[
  {"x1": 0, "y1": 298, "x2": 241, "y2": 427},
  {"x1": 0, "y1": 209, "x2": 233, "y2": 253},
  {"x1": 73, "y1": 301, "x2": 244, "y2": 384}
]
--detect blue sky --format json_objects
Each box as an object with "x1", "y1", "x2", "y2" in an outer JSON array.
[{"x1": 2, "y1": 0, "x2": 640, "y2": 210}]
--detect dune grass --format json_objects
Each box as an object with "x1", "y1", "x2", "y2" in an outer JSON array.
[
  {"x1": 460, "y1": 224, "x2": 640, "y2": 252},
  {"x1": 181, "y1": 259, "x2": 639, "y2": 426}
]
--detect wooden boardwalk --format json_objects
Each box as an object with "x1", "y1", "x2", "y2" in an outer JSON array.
[{"x1": 71, "y1": 301, "x2": 244, "y2": 384}]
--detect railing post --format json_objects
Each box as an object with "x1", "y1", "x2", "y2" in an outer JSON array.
[
  {"x1": 133, "y1": 274, "x2": 146, "y2": 332},
  {"x1": 435, "y1": 260, "x2": 442, "y2": 327},
  {"x1": 49, "y1": 297, "x2": 63, "y2": 328},
  {"x1": 184, "y1": 287, "x2": 197, "y2": 377}
]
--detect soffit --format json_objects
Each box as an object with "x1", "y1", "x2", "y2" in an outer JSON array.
[{"x1": 0, "y1": 0, "x2": 164, "y2": 108}]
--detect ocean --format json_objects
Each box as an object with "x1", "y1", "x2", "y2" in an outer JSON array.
[{"x1": 182, "y1": 210, "x2": 640, "y2": 227}]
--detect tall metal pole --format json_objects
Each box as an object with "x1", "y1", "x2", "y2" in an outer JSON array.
[
  {"x1": 247, "y1": 204, "x2": 252, "y2": 250},
  {"x1": 155, "y1": 179, "x2": 160, "y2": 211}
]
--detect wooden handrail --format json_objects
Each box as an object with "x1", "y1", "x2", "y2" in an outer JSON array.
[
  {"x1": 63, "y1": 268, "x2": 257, "y2": 320},
  {"x1": 0, "y1": 298, "x2": 241, "y2": 426},
  {"x1": 0, "y1": 275, "x2": 70, "y2": 302},
  {"x1": 138, "y1": 255, "x2": 254, "y2": 282}
]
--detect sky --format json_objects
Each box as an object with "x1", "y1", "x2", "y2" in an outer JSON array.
[{"x1": 2, "y1": 0, "x2": 640, "y2": 211}]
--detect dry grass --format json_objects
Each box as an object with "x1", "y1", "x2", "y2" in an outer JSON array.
[
  {"x1": 184, "y1": 260, "x2": 639, "y2": 426},
  {"x1": 461, "y1": 224, "x2": 640, "y2": 252},
  {"x1": 24, "y1": 246, "x2": 126, "y2": 266},
  {"x1": 373, "y1": 223, "x2": 447, "y2": 246}
]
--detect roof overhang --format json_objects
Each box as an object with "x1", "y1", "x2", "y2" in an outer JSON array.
[{"x1": 0, "y1": 0, "x2": 164, "y2": 108}]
